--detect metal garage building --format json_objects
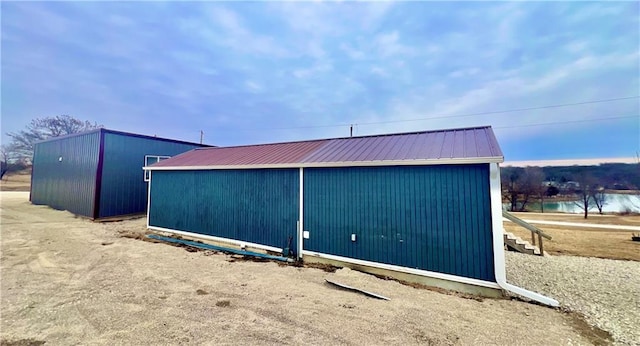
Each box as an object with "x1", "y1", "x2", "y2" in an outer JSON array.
[
  {"x1": 30, "y1": 128, "x2": 205, "y2": 220},
  {"x1": 144, "y1": 126, "x2": 557, "y2": 306}
]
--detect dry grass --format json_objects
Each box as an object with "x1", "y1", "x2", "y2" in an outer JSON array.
[
  {"x1": 511, "y1": 212, "x2": 640, "y2": 226},
  {"x1": 0, "y1": 171, "x2": 31, "y2": 192},
  {"x1": 505, "y1": 222, "x2": 640, "y2": 261}
]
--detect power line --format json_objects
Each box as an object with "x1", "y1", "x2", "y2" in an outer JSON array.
[
  {"x1": 494, "y1": 115, "x2": 638, "y2": 129},
  {"x1": 242, "y1": 95, "x2": 639, "y2": 131},
  {"x1": 357, "y1": 96, "x2": 640, "y2": 126}
]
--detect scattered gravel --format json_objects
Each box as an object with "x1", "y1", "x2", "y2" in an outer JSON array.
[{"x1": 506, "y1": 252, "x2": 640, "y2": 345}]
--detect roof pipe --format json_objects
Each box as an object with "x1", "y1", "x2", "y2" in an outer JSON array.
[{"x1": 489, "y1": 163, "x2": 560, "y2": 307}]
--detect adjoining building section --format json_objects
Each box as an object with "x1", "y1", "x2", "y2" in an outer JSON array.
[
  {"x1": 30, "y1": 128, "x2": 206, "y2": 220},
  {"x1": 144, "y1": 126, "x2": 558, "y2": 306}
]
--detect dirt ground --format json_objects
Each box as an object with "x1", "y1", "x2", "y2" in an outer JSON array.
[
  {"x1": 0, "y1": 192, "x2": 604, "y2": 345},
  {"x1": 0, "y1": 171, "x2": 31, "y2": 192},
  {"x1": 506, "y1": 212, "x2": 640, "y2": 261}
]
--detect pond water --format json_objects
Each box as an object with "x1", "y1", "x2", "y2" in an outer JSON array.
[{"x1": 525, "y1": 193, "x2": 640, "y2": 214}]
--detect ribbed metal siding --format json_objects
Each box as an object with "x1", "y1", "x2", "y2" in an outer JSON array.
[
  {"x1": 30, "y1": 131, "x2": 101, "y2": 217},
  {"x1": 98, "y1": 132, "x2": 201, "y2": 218},
  {"x1": 303, "y1": 164, "x2": 495, "y2": 282},
  {"x1": 149, "y1": 169, "x2": 299, "y2": 252}
]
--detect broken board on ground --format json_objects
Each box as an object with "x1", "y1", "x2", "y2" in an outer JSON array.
[{"x1": 325, "y1": 278, "x2": 390, "y2": 300}]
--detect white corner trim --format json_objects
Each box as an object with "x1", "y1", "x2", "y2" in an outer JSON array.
[
  {"x1": 146, "y1": 170, "x2": 151, "y2": 229},
  {"x1": 490, "y1": 163, "x2": 507, "y2": 284},
  {"x1": 489, "y1": 162, "x2": 559, "y2": 307},
  {"x1": 143, "y1": 156, "x2": 504, "y2": 171},
  {"x1": 298, "y1": 167, "x2": 304, "y2": 260},
  {"x1": 302, "y1": 250, "x2": 501, "y2": 289},
  {"x1": 147, "y1": 225, "x2": 283, "y2": 254}
]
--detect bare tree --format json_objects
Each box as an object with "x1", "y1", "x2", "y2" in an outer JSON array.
[
  {"x1": 0, "y1": 144, "x2": 11, "y2": 164},
  {"x1": 521, "y1": 167, "x2": 545, "y2": 212},
  {"x1": 6, "y1": 115, "x2": 102, "y2": 162},
  {"x1": 501, "y1": 167, "x2": 545, "y2": 212},
  {"x1": 573, "y1": 173, "x2": 596, "y2": 219},
  {"x1": 501, "y1": 168, "x2": 521, "y2": 212},
  {"x1": 0, "y1": 144, "x2": 29, "y2": 179},
  {"x1": 592, "y1": 188, "x2": 607, "y2": 215},
  {"x1": 1, "y1": 146, "x2": 9, "y2": 180},
  {"x1": 0, "y1": 144, "x2": 17, "y2": 180}
]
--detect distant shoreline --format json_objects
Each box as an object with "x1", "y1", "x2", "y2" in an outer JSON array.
[{"x1": 503, "y1": 158, "x2": 637, "y2": 167}]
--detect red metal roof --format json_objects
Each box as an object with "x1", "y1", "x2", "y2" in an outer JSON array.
[{"x1": 150, "y1": 126, "x2": 503, "y2": 169}]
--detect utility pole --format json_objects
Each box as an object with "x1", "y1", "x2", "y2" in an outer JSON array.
[
  {"x1": 200, "y1": 130, "x2": 204, "y2": 144},
  {"x1": 350, "y1": 124, "x2": 353, "y2": 138}
]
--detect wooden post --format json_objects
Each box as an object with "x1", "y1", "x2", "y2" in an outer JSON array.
[
  {"x1": 538, "y1": 233, "x2": 544, "y2": 255},
  {"x1": 531, "y1": 232, "x2": 536, "y2": 246}
]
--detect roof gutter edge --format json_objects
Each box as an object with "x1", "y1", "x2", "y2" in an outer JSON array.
[{"x1": 144, "y1": 157, "x2": 505, "y2": 171}]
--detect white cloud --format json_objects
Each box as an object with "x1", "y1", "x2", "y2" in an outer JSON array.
[
  {"x1": 566, "y1": 3, "x2": 626, "y2": 24},
  {"x1": 358, "y1": 1, "x2": 394, "y2": 30},
  {"x1": 340, "y1": 43, "x2": 365, "y2": 60},
  {"x1": 272, "y1": 3, "x2": 339, "y2": 36},
  {"x1": 449, "y1": 68, "x2": 480, "y2": 78},
  {"x1": 183, "y1": 6, "x2": 289, "y2": 58},
  {"x1": 370, "y1": 66, "x2": 388, "y2": 77},
  {"x1": 245, "y1": 81, "x2": 263, "y2": 92},
  {"x1": 292, "y1": 62, "x2": 333, "y2": 79},
  {"x1": 375, "y1": 31, "x2": 413, "y2": 57},
  {"x1": 305, "y1": 40, "x2": 326, "y2": 60},
  {"x1": 565, "y1": 40, "x2": 589, "y2": 54}
]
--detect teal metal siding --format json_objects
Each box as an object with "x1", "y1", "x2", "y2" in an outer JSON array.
[
  {"x1": 149, "y1": 169, "x2": 299, "y2": 252},
  {"x1": 30, "y1": 131, "x2": 101, "y2": 217},
  {"x1": 303, "y1": 164, "x2": 495, "y2": 282},
  {"x1": 98, "y1": 132, "x2": 201, "y2": 218}
]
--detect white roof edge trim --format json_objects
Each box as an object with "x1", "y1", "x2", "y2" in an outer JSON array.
[{"x1": 143, "y1": 156, "x2": 505, "y2": 171}]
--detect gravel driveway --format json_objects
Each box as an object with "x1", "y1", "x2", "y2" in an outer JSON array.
[{"x1": 506, "y1": 252, "x2": 640, "y2": 345}]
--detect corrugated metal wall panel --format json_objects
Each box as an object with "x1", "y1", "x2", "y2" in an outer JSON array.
[
  {"x1": 149, "y1": 169, "x2": 299, "y2": 252},
  {"x1": 98, "y1": 132, "x2": 201, "y2": 218},
  {"x1": 303, "y1": 164, "x2": 495, "y2": 282},
  {"x1": 30, "y1": 131, "x2": 101, "y2": 217}
]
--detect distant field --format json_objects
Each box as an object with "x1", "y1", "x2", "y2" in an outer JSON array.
[
  {"x1": 505, "y1": 212, "x2": 640, "y2": 261},
  {"x1": 0, "y1": 170, "x2": 31, "y2": 191},
  {"x1": 511, "y1": 212, "x2": 640, "y2": 226}
]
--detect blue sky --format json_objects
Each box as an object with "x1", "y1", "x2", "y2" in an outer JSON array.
[{"x1": 1, "y1": 1, "x2": 638, "y2": 160}]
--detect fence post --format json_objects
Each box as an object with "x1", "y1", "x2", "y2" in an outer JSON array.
[
  {"x1": 538, "y1": 233, "x2": 544, "y2": 255},
  {"x1": 531, "y1": 232, "x2": 536, "y2": 245}
]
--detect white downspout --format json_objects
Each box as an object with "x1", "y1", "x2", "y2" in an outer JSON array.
[
  {"x1": 146, "y1": 169, "x2": 152, "y2": 229},
  {"x1": 489, "y1": 162, "x2": 559, "y2": 307},
  {"x1": 298, "y1": 167, "x2": 304, "y2": 260}
]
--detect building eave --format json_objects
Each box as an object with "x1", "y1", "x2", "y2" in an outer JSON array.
[{"x1": 144, "y1": 156, "x2": 505, "y2": 171}]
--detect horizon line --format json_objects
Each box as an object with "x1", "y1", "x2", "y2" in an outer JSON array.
[{"x1": 503, "y1": 157, "x2": 638, "y2": 167}]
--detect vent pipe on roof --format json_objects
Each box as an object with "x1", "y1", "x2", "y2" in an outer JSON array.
[{"x1": 350, "y1": 124, "x2": 353, "y2": 138}]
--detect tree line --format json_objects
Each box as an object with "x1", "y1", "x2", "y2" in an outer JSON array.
[
  {"x1": 1, "y1": 115, "x2": 102, "y2": 178},
  {"x1": 501, "y1": 163, "x2": 639, "y2": 218}
]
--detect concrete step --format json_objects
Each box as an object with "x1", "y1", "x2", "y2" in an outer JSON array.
[{"x1": 503, "y1": 232, "x2": 545, "y2": 256}]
